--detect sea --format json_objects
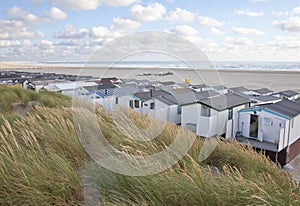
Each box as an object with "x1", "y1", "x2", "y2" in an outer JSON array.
[{"x1": 13, "y1": 61, "x2": 300, "y2": 72}]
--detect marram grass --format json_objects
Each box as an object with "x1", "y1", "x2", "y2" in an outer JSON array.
[{"x1": 0, "y1": 86, "x2": 299, "y2": 205}]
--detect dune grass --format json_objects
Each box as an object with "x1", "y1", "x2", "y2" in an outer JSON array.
[
  {"x1": 0, "y1": 86, "x2": 299, "y2": 205},
  {"x1": 0, "y1": 85, "x2": 70, "y2": 113}
]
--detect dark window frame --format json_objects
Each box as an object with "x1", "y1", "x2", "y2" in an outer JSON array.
[
  {"x1": 150, "y1": 102, "x2": 155, "y2": 110},
  {"x1": 129, "y1": 100, "x2": 133, "y2": 109},
  {"x1": 228, "y1": 108, "x2": 233, "y2": 120},
  {"x1": 134, "y1": 100, "x2": 140, "y2": 108}
]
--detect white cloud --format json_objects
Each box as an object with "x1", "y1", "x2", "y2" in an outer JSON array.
[
  {"x1": 166, "y1": 7, "x2": 195, "y2": 22},
  {"x1": 101, "y1": 0, "x2": 139, "y2": 7},
  {"x1": 53, "y1": 18, "x2": 139, "y2": 41},
  {"x1": 14, "y1": 30, "x2": 36, "y2": 39},
  {"x1": 90, "y1": 26, "x2": 116, "y2": 39},
  {"x1": 0, "y1": 19, "x2": 25, "y2": 32},
  {"x1": 53, "y1": 25, "x2": 90, "y2": 38},
  {"x1": 112, "y1": 17, "x2": 141, "y2": 31},
  {"x1": 0, "y1": 40, "x2": 21, "y2": 47},
  {"x1": 171, "y1": 25, "x2": 199, "y2": 36},
  {"x1": 58, "y1": 39, "x2": 78, "y2": 46},
  {"x1": 39, "y1": 39, "x2": 54, "y2": 46},
  {"x1": 50, "y1": 0, "x2": 101, "y2": 10},
  {"x1": 131, "y1": 2, "x2": 166, "y2": 22},
  {"x1": 198, "y1": 16, "x2": 224, "y2": 27},
  {"x1": 37, "y1": 31, "x2": 46, "y2": 37},
  {"x1": 0, "y1": 20, "x2": 36, "y2": 40},
  {"x1": 48, "y1": 7, "x2": 68, "y2": 19},
  {"x1": 272, "y1": 11, "x2": 290, "y2": 16},
  {"x1": 0, "y1": 33, "x2": 9, "y2": 39},
  {"x1": 170, "y1": 24, "x2": 202, "y2": 43},
  {"x1": 23, "y1": 39, "x2": 32, "y2": 47},
  {"x1": 266, "y1": 35, "x2": 300, "y2": 51},
  {"x1": 273, "y1": 17, "x2": 300, "y2": 33},
  {"x1": 233, "y1": 27, "x2": 265, "y2": 35},
  {"x1": 293, "y1": 7, "x2": 300, "y2": 14},
  {"x1": 6, "y1": 6, "x2": 39, "y2": 24},
  {"x1": 211, "y1": 28, "x2": 225, "y2": 36},
  {"x1": 272, "y1": 6, "x2": 300, "y2": 17},
  {"x1": 226, "y1": 37, "x2": 254, "y2": 46},
  {"x1": 235, "y1": 9, "x2": 264, "y2": 17},
  {"x1": 50, "y1": 0, "x2": 138, "y2": 10}
]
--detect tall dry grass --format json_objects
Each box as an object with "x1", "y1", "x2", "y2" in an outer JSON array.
[
  {"x1": 76, "y1": 105, "x2": 299, "y2": 205},
  {"x1": 0, "y1": 117, "x2": 83, "y2": 205},
  {"x1": 0, "y1": 86, "x2": 298, "y2": 205}
]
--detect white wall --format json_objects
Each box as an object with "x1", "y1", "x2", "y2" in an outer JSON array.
[
  {"x1": 118, "y1": 95, "x2": 132, "y2": 108},
  {"x1": 216, "y1": 110, "x2": 227, "y2": 135},
  {"x1": 141, "y1": 101, "x2": 152, "y2": 114},
  {"x1": 168, "y1": 105, "x2": 181, "y2": 124},
  {"x1": 238, "y1": 112, "x2": 251, "y2": 137},
  {"x1": 154, "y1": 99, "x2": 172, "y2": 123},
  {"x1": 182, "y1": 103, "x2": 247, "y2": 138},
  {"x1": 238, "y1": 109, "x2": 293, "y2": 152},
  {"x1": 102, "y1": 96, "x2": 116, "y2": 111},
  {"x1": 73, "y1": 87, "x2": 89, "y2": 97},
  {"x1": 226, "y1": 119, "x2": 233, "y2": 138},
  {"x1": 197, "y1": 116, "x2": 218, "y2": 137},
  {"x1": 229, "y1": 105, "x2": 246, "y2": 138},
  {"x1": 260, "y1": 110, "x2": 289, "y2": 150},
  {"x1": 289, "y1": 114, "x2": 300, "y2": 145},
  {"x1": 62, "y1": 90, "x2": 75, "y2": 97},
  {"x1": 181, "y1": 104, "x2": 200, "y2": 127}
]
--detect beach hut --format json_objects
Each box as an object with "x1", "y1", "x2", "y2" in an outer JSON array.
[
  {"x1": 236, "y1": 99, "x2": 300, "y2": 164},
  {"x1": 181, "y1": 93, "x2": 250, "y2": 137},
  {"x1": 273, "y1": 90, "x2": 300, "y2": 100}
]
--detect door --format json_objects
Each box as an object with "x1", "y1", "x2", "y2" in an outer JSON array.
[{"x1": 249, "y1": 114, "x2": 258, "y2": 138}]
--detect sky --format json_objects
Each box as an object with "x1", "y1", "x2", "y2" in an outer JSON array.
[{"x1": 1, "y1": 0, "x2": 300, "y2": 62}]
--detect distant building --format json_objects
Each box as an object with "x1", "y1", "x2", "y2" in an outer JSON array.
[
  {"x1": 43, "y1": 81, "x2": 98, "y2": 96},
  {"x1": 204, "y1": 85, "x2": 228, "y2": 95},
  {"x1": 273, "y1": 90, "x2": 299, "y2": 100},
  {"x1": 251, "y1": 95, "x2": 282, "y2": 106},
  {"x1": 253, "y1": 88, "x2": 274, "y2": 96}
]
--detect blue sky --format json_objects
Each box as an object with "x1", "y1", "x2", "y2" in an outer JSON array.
[{"x1": 1, "y1": 0, "x2": 300, "y2": 62}]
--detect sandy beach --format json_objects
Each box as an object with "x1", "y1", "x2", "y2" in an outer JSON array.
[{"x1": 1, "y1": 62, "x2": 300, "y2": 92}]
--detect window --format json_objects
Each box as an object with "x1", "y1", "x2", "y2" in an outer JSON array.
[
  {"x1": 201, "y1": 105, "x2": 211, "y2": 117},
  {"x1": 95, "y1": 96, "x2": 100, "y2": 99},
  {"x1": 291, "y1": 119, "x2": 294, "y2": 128},
  {"x1": 177, "y1": 106, "x2": 182, "y2": 115},
  {"x1": 144, "y1": 103, "x2": 148, "y2": 107},
  {"x1": 141, "y1": 101, "x2": 144, "y2": 108},
  {"x1": 228, "y1": 108, "x2": 233, "y2": 120},
  {"x1": 150, "y1": 102, "x2": 155, "y2": 110},
  {"x1": 264, "y1": 117, "x2": 273, "y2": 126},
  {"x1": 129, "y1": 100, "x2": 133, "y2": 109},
  {"x1": 134, "y1": 100, "x2": 139, "y2": 108},
  {"x1": 115, "y1": 97, "x2": 118, "y2": 104}
]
